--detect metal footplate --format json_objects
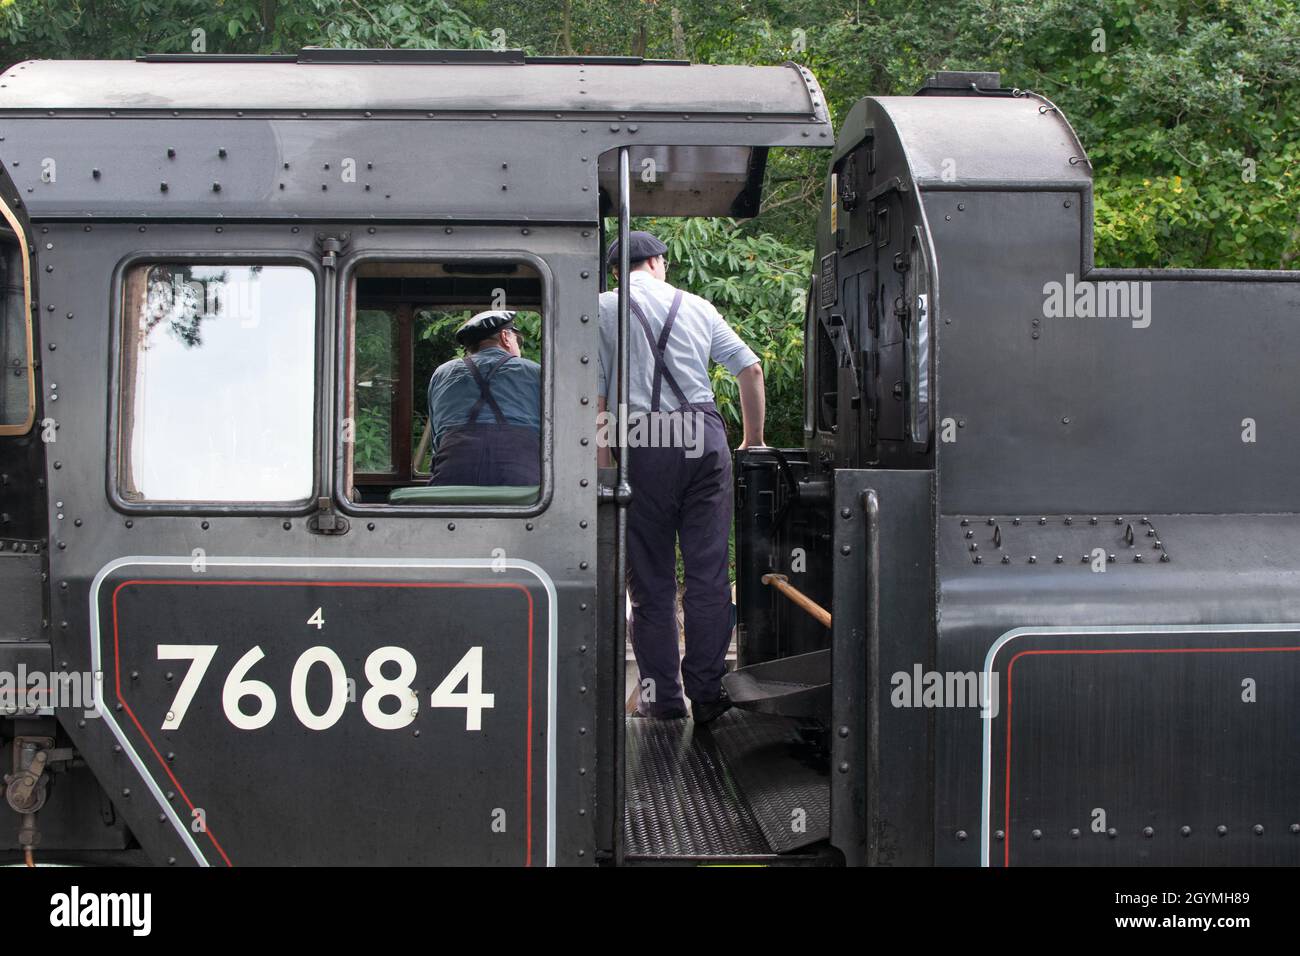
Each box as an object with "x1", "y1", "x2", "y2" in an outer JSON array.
[{"x1": 623, "y1": 709, "x2": 830, "y2": 860}]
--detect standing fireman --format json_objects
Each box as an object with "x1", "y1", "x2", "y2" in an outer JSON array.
[
  {"x1": 427, "y1": 310, "x2": 541, "y2": 486},
  {"x1": 597, "y1": 231, "x2": 766, "y2": 723}
]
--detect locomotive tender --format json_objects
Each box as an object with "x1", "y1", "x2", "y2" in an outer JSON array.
[{"x1": 0, "y1": 53, "x2": 1294, "y2": 866}]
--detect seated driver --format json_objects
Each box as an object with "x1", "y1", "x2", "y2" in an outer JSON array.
[{"x1": 426, "y1": 310, "x2": 541, "y2": 486}]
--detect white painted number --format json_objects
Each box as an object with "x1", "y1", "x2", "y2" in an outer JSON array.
[
  {"x1": 307, "y1": 607, "x2": 325, "y2": 629},
  {"x1": 430, "y1": 646, "x2": 495, "y2": 731},
  {"x1": 362, "y1": 646, "x2": 418, "y2": 730},
  {"x1": 222, "y1": 646, "x2": 277, "y2": 730},
  {"x1": 154, "y1": 644, "x2": 493, "y2": 733},
  {"x1": 157, "y1": 644, "x2": 218, "y2": 730},
  {"x1": 289, "y1": 645, "x2": 349, "y2": 730}
]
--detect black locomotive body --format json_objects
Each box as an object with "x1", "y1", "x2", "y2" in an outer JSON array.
[
  {"x1": 0, "y1": 53, "x2": 1295, "y2": 867},
  {"x1": 734, "y1": 70, "x2": 1300, "y2": 865}
]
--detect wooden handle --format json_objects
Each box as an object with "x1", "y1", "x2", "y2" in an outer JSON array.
[{"x1": 761, "y1": 573, "x2": 832, "y2": 629}]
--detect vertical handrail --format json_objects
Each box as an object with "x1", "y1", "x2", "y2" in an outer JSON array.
[
  {"x1": 611, "y1": 146, "x2": 633, "y2": 865},
  {"x1": 861, "y1": 488, "x2": 880, "y2": 864}
]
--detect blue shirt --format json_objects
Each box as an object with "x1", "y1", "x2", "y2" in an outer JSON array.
[
  {"x1": 426, "y1": 347, "x2": 541, "y2": 454},
  {"x1": 597, "y1": 270, "x2": 759, "y2": 414}
]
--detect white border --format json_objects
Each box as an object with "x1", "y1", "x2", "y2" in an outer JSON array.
[
  {"x1": 979, "y1": 623, "x2": 1300, "y2": 866},
  {"x1": 89, "y1": 555, "x2": 559, "y2": 867}
]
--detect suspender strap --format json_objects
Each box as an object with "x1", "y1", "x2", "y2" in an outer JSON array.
[
  {"x1": 629, "y1": 289, "x2": 689, "y2": 412},
  {"x1": 461, "y1": 354, "x2": 509, "y2": 425}
]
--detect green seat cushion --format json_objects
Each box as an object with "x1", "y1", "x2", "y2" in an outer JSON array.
[{"x1": 387, "y1": 484, "x2": 539, "y2": 505}]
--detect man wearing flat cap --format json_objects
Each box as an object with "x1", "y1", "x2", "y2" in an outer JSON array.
[
  {"x1": 426, "y1": 309, "x2": 541, "y2": 486},
  {"x1": 597, "y1": 230, "x2": 766, "y2": 724}
]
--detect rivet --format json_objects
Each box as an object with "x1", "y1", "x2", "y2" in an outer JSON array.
[
  {"x1": 1106, "y1": 827, "x2": 1117, "y2": 838},
  {"x1": 1254, "y1": 824, "x2": 1264, "y2": 835},
  {"x1": 1181, "y1": 826, "x2": 1192, "y2": 837},
  {"x1": 841, "y1": 545, "x2": 852, "y2": 556},
  {"x1": 995, "y1": 830, "x2": 1005, "y2": 841},
  {"x1": 841, "y1": 508, "x2": 852, "y2": 518},
  {"x1": 1217, "y1": 825, "x2": 1227, "y2": 836},
  {"x1": 212, "y1": 182, "x2": 221, "y2": 191},
  {"x1": 1069, "y1": 828, "x2": 1080, "y2": 839},
  {"x1": 580, "y1": 561, "x2": 589, "y2": 570},
  {"x1": 1055, "y1": 555, "x2": 1063, "y2": 563},
  {"x1": 526, "y1": 522, "x2": 535, "y2": 531},
  {"x1": 283, "y1": 521, "x2": 292, "y2": 530},
  {"x1": 447, "y1": 522, "x2": 456, "y2": 531},
  {"x1": 1143, "y1": 827, "x2": 1154, "y2": 838},
  {"x1": 838, "y1": 762, "x2": 850, "y2": 773},
  {"x1": 960, "y1": 518, "x2": 969, "y2": 527},
  {"x1": 1031, "y1": 829, "x2": 1042, "y2": 840},
  {"x1": 955, "y1": 830, "x2": 968, "y2": 841},
  {"x1": 1038, "y1": 517, "x2": 1046, "y2": 525},
  {"x1": 367, "y1": 522, "x2": 375, "y2": 531},
  {"x1": 1028, "y1": 555, "x2": 1037, "y2": 564}
]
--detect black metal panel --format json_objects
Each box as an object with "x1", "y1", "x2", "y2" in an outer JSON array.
[
  {"x1": 935, "y1": 513, "x2": 1300, "y2": 865},
  {"x1": 33, "y1": 221, "x2": 600, "y2": 864},
  {"x1": 0, "y1": 551, "x2": 44, "y2": 642},
  {"x1": 831, "y1": 469, "x2": 934, "y2": 866},
  {"x1": 994, "y1": 628, "x2": 1300, "y2": 866},
  {"x1": 930, "y1": 189, "x2": 1300, "y2": 516}
]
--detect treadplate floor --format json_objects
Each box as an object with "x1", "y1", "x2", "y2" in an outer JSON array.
[{"x1": 623, "y1": 708, "x2": 829, "y2": 859}]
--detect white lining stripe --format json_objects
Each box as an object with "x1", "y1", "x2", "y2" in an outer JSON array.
[
  {"x1": 978, "y1": 623, "x2": 1300, "y2": 867},
  {"x1": 89, "y1": 555, "x2": 559, "y2": 867}
]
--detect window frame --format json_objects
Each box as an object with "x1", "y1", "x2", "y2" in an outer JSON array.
[
  {"x1": 107, "y1": 250, "x2": 324, "y2": 516},
  {"x1": 0, "y1": 197, "x2": 35, "y2": 437},
  {"x1": 335, "y1": 249, "x2": 554, "y2": 518}
]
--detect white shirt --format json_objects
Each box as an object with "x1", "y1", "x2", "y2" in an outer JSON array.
[{"x1": 597, "y1": 271, "x2": 759, "y2": 414}]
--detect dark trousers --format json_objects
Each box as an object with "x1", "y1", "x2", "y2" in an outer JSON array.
[
  {"x1": 625, "y1": 404, "x2": 733, "y2": 715},
  {"x1": 431, "y1": 423, "x2": 540, "y2": 486}
]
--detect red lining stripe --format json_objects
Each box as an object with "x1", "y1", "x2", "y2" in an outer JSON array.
[
  {"x1": 110, "y1": 578, "x2": 537, "y2": 867},
  {"x1": 1001, "y1": 643, "x2": 1300, "y2": 868}
]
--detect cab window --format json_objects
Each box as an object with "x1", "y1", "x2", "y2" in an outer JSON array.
[
  {"x1": 344, "y1": 260, "x2": 543, "y2": 507},
  {"x1": 117, "y1": 262, "x2": 316, "y2": 504},
  {"x1": 0, "y1": 200, "x2": 34, "y2": 434}
]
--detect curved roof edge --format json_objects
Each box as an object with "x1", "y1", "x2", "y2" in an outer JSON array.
[{"x1": 0, "y1": 56, "x2": 831, "y2": 124}]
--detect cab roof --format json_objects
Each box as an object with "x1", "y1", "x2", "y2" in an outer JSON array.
[{"x1": 0, "y1": 52, "x2": 827, "y2": 119}]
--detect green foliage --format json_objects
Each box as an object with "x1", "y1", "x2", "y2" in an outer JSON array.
[{"x1": 0, "y1": 0, "x2": 490, "y2": 60}]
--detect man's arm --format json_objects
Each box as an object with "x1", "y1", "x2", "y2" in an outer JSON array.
[{"x1": 736, "y1": 361, "x2": 766, "y2": 450}]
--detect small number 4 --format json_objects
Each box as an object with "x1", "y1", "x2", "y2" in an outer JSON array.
[{"x1": 308, "y1": 607, "x2": 325, "y2": 630}]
